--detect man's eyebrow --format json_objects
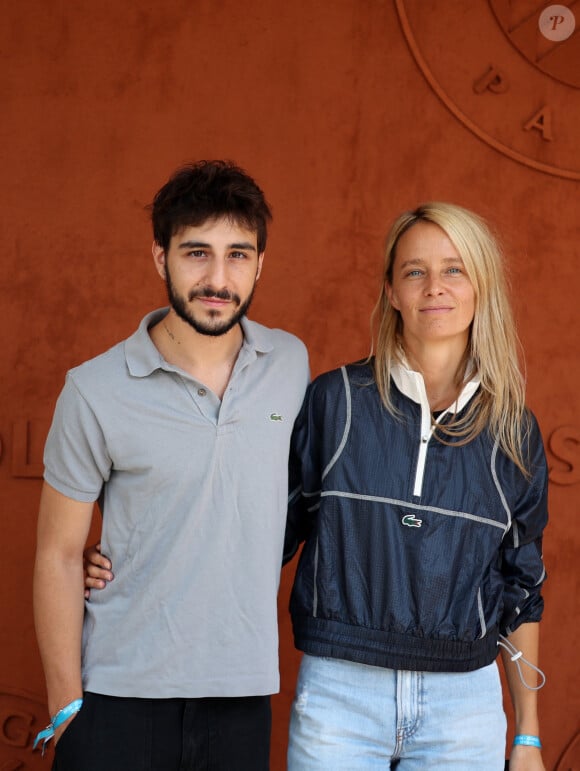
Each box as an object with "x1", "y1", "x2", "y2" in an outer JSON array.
[
  {"x1": 229, "y1": 242, "x2": 257, "y2": 252},
  {"x1": 177, "y1": 240, "x2": 210, "y2": 249},
  {"x1": 177, "y1": 240, "x2": 257, "y2": 252}
]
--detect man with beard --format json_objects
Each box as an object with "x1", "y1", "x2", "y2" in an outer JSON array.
[{"x1": 33, "y1": 161, "x2": 309, "y2": 771}]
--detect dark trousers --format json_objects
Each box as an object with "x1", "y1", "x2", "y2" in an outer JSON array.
[{"x1": 52, "y1": 692, "x2": 271, "y2": 771}]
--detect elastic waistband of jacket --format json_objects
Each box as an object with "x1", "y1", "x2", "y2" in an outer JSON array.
[{"x1": 292, "y1": 616, "x2": 499, "y2": 673}]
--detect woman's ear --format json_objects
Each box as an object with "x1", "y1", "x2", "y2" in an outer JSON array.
[{"x1": 385, "y1": 280, "x2": 399, "y2": 310}]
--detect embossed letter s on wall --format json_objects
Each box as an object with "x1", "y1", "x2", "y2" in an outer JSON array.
[{"x1": 548, "y1": 425, "x2": 580, "y2": 485}]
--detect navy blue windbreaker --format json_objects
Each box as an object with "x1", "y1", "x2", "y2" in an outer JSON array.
[{"x1": 285, "y1": 360, "x2": 548, "y2": 673}]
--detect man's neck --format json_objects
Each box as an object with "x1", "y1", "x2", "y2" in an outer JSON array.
[{"x1": 150, "y1": 309, "x2": 244, "y2": 399}]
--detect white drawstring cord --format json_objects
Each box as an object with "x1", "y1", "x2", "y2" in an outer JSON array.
[{"x1": 498, "y1": 634, "x2": 546, "y2": 691}]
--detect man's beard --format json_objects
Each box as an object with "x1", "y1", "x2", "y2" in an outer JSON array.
[{"x1": 165, "y1": 267, "x2": 257, "y2": 337}]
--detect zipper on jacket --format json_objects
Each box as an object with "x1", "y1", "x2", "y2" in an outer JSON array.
[
  {"x1": 392, "y1": 362, "x2": 481, "y2": 499},
  {"x1": 413, "y1": 405, "x2": 435, "y2": 497}
]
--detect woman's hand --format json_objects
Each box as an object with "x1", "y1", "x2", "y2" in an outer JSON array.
[{"x1": 83, "y1": 543, "x2": 113, "y2": 598}]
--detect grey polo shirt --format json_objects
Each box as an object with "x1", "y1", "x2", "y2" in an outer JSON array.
[{"x1": 44, "y1": 308, "x2": 309, "y2": 698}]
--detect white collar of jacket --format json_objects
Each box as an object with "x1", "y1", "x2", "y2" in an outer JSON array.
[{"x1": 391, "y1": 360, "x2": 481, "y2": 416}]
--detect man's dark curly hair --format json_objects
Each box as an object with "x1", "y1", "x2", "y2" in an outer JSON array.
[{"x1": 150, "y1": 160, "x2": 272, "y2": 253}]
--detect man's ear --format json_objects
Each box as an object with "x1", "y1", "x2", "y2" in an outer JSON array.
[
  {"x1": 152, "y1": 242, "x2": 166, "y2": 280},
  {"x1": 256, "y1": 252, "x2": 265, "y2": 281}
]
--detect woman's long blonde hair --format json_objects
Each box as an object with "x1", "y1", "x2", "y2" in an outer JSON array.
[{"x1": 372, "y1": 202, "x2": 530, "y2": 475}]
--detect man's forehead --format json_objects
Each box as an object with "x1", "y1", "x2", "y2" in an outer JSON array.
[{"x1": 173, "y1": 217, "x2": 258, "y2": 243}]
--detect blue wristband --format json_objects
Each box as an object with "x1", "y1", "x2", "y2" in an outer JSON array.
[
  {"x1": 33, "y1": 698, "x2": 83, "y2": 754},
  {"x1": 513, "y1": 734, "x2": 542, "y2": 749}
]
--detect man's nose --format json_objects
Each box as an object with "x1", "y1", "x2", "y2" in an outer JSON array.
[{"x1": 205, "y1": 257, "x2": 227, "y2": 287}]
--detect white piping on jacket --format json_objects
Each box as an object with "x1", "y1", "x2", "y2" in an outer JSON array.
[
  {"x1": 320, "y1": 490, "x2": 507, "y2": 530},
  {"x1": 322, "y1": 366, "x2": 352, "y2": 481},
  {"x1": 490, "y1": 440, "x2": 513, "y2": 535},
  {"x1": 477, "y1": 588, "x2": 487, "y2": 638}
]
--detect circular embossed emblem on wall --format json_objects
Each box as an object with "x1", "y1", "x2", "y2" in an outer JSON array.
[{"x1": 395, "y1": 0, "x2": 580, "y2": 180}]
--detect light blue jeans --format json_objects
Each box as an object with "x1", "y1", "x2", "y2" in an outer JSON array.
[{"x1": 288, "y1": 654, "x2": 506, "y2": 770}]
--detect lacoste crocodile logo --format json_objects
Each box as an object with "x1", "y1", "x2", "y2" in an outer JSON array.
[
  {"x1": 402, "y1": 514, "x2": 422, "y2": 528},
  {"x1": 269, "y1": 413, "x2": 284, "y2": 422}
]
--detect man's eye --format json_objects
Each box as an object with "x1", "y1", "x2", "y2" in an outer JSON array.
[
  {"x1": 188, "y1": 250, "x2": 206, "y2": 258},
  {"x1": 230, "y1": 251, "x2": 247, "y2": 259}
]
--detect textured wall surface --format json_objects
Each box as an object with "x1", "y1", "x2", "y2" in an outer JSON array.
[{"x1": 0, "y1": 0, "x2": 578, "y2": 768}]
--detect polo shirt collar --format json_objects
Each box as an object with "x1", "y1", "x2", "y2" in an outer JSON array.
[
  {"x1": 239, "y1": 317, "x2": 274, "y2": 354},
  {"x1": 124, "y1": 308, "x2": 169, "y2": 377},
  {"x1": 124, "y1": 308, "x2": 273, "y2": 378}
]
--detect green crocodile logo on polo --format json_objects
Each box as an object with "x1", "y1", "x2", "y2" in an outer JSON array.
[
  {"x1": 269, "y1": 413, "x2": 283, "y2": 421},
  {"x1": 402, "y1": 514, "x2": 422, "y2": 528}
]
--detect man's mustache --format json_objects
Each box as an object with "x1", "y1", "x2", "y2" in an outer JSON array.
[{"x1": 188, "y1": 287, "x2": 241, "y2": 305}]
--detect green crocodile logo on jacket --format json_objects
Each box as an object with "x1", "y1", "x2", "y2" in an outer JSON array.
[
  {"x1": 402, "y1": 514, "x2": 422, "y2": 528},
  {"x1": 269, "y1": 413, "x2": 283, "y2": 421}
]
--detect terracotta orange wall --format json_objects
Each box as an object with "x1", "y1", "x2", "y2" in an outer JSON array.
[{"x1": 1, "y1": 1, "x2": 578, "y2": 768}]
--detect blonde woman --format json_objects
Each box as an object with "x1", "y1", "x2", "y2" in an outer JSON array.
[{"x1": 285, "y1": 203, "x2": 548, "y2": 771}]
